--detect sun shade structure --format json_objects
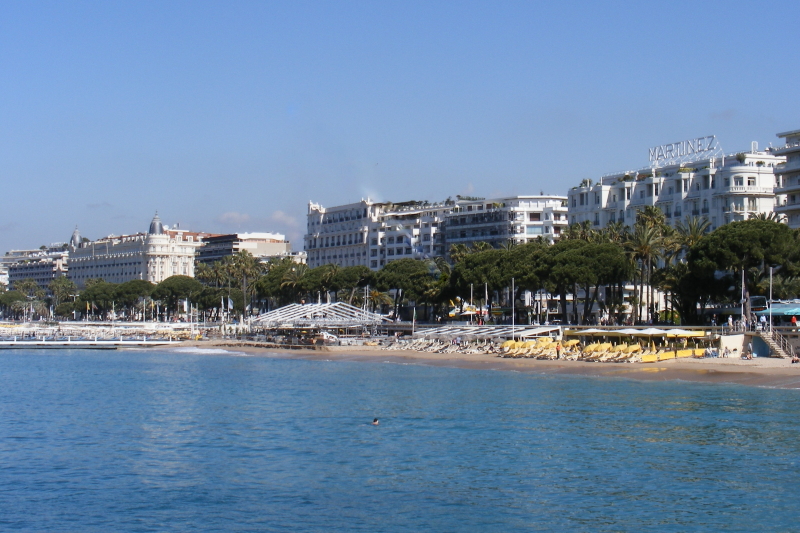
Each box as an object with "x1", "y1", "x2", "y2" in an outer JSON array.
[
  {"x1": 414, "y1": 325, "x2": 560, "y2": 340},
  {"x1": 252, "y1": 303, "x2": 390, "y2": 329}
]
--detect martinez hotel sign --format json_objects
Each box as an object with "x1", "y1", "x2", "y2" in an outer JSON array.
[{"x1": 649, "y1": 135, "x2": 717, "y2": 163}]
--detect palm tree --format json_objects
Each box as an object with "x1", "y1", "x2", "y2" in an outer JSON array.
[
  {"x1": 471, "y1": 241, "x2": 492, "y2": 253},
  {"x1": 280, "y1": 264, "x2": 309, "y2": 302},
  {"x1": 675, "y1": 216, "x2": 711, "y2": 254},
  {"x1": 449, "y1": 244, "x2": 470, "y2": 264},
  {"x1": 625, "y1": 223, "x2": 663, "y2": 323},
  {"x1": 749, "y1": 212, "x2": 787, "y2": 223},
  {"x1": 367, "y1": 289, "x2": 392, "y2": 313},
  {"x1": 231, "y1": 251, "x2": 264, "y2": 313}
]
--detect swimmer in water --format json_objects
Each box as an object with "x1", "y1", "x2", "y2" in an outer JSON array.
[{"x1": 372, "y1": 418, "x2": 379, "y2": 426}]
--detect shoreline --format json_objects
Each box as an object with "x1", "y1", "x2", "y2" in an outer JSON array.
[{"x1": 168, "y1": 340, "x2": 800, "y2": 390}]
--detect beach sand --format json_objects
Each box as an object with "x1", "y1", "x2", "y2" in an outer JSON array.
[{"x1": 169, "y1": 340, "x2": 800, "y2": 390}]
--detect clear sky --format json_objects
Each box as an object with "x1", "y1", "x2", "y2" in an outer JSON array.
[{"x1": 1, "y1": 0, "x2": 798, "y2": 251}]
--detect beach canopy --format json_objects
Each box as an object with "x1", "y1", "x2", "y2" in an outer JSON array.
[{"x1": 565, "y1": 327, "x2": 705, "y2": 337}]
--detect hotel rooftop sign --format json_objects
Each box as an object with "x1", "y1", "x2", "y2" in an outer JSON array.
[{"x1": 649, "y1": 135, "x2": 717, "y2": 164}]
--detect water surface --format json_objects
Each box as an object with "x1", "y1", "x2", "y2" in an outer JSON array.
[{"x1": 1, "y1": 348, "x2": 799, "y2": 532}]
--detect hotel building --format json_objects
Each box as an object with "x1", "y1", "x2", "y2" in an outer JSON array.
[
  {"x1": 305, "y1": 195, "x2": 568, "y2": 270},
  {"x1": 7, "y1": 253, "x2": 69, "y2": 291},
  {"x1": 197, "y1": 232, "x2": 293, "y2": 264},
  {"x1": 772, "y1": 129, "x2": 800, "y2": 228},
  {"x1": 567, "y1": 137, "x2": 784, "y2": 231},
  {"x1": 443, "y1": 196, "x2": 568, "y2": 256},
  {"x1": 305, "y1": 199, "x2": 450, "y2": 270},
  {"x1": 68, "y1": 214, "x2": 205, "y2": 288}
]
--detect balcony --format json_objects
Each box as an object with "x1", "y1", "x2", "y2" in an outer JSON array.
[
  {"x1": 701, "y1": 207, "x2": 710, "y2": 214},
  {"x1": 719, "y1": 185, "x2": 773, "y2": 195},
  {"x1": 691, "y1": 209, "x2": 700, "y2": 216},
  {"x1": 770, "y1": 140, "x2": 800, "y2": 155}
]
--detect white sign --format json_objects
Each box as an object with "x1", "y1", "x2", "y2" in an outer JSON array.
[{"x1": 649, "y1": 135, "x2": 716, "y2": 163}]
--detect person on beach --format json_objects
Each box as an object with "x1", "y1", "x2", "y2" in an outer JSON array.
[
  {"x1": 555, "y1": 342, "x2": 561, "y2": 359},
  {"x1": 792, "y1": 316, "x2": 797, "y2": 330},
  {"x1": 372, "y1": 418, "x2": 379, "y2": 426}
]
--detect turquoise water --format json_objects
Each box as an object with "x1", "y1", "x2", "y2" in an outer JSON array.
[{"x1": 1, "y1": 348, "x2": 800, "y2": 532}]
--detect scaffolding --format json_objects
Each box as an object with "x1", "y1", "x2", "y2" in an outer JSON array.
[{"x1": 252, "y1": 302, "x2": 390, "y2": 329}]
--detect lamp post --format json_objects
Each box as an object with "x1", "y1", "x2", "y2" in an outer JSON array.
[
  {"x1": 769, "y1": 266, "x2": 773, "y2": 334},
  {"x1": 511, "y1": 277, "x2": 515, "y2": 340}
]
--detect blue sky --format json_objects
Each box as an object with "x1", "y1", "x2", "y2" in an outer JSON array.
[{"x1": 1, "y1": 0, "x2": 797, "y2": 250}]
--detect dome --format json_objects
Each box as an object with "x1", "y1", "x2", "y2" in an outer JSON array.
[
  {"x1": 148, "y1": 212, "x2": 164, "y2": 235},
  {"x1": 69, "y1": 226, "x2": 81, "y2": 249}
]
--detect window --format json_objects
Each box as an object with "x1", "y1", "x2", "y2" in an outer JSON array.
[
  {"x1": 529, "y1": 213, "x2": 541, "y2": 221},
  {"x1": 734, "y1": 176, "x2": 743, "y2": 186},
  {"x1": 370, "y1": 249, "x2": 377, "y2": 257},
  {"x1": 405, "y1": 248, "x2": 412, "y2": 255},
  {"x1": 423, "y1": 234, "x2": 431, "y2": 241},
  {"x1": 748, "y1": 177, "x2": 756, "y2": 186},
  {"x1": 388, "y1": 237, "x2": 394, "y2": 244},
  {"x1": 526, "y1": 226, "x2": 543, "y2": 235},
  {"x1": 640, "y1": 190, "x2": 645, "y2": 198},
  {"x1": 626, "y1": 188, "x2": 631, "y2": 200}
]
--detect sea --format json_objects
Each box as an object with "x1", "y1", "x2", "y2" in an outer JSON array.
[{"x1": 1, "y1": 348, "x2": 799, "y2": 532}]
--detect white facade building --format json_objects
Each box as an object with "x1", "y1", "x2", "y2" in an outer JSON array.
[
  {"x1": 305, "y1": 195, "x2": 569, "y2": 270},
  {"x1": 8, "y1": 253, "x2": 69, "y2": 291},
  {"x1": 568, "y1": 138, "x2": 784, "y2": 231},
  {"x1": 772, "y1": 129, "x2": 800, "y2": 228},
  {"x1": 68, "y1": 214, "x2": 205, "y2": 287},
  {"x1": 305, "y1": 199, "x2": 451, "y2": 270},
  {"x1": 444, "y1": 196, "x2": 568, "y2": 254},
  {"x1": 197, "y1": 232, "x2": 292, "y2": 264}
]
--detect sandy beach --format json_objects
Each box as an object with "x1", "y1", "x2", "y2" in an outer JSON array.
[{"x1": 171, "y1": 340, "x2": 800, "y2": 390}]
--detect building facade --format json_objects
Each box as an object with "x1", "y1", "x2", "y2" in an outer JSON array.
[
  {"x1": 8, "y1": 253, "x2": 69, "y2": 291},
  {"x1": 568, "y1": 138, "x2": 784, "y2": 231},
  {"x1": 772, "y1": 129, "x2": 800, "y2": 228},
  {"x1": 197, "y1": 232, "x2": 292, "y2": 264},
  {"x1": 68, "y1": 214, "x2": 205, "y2": 288},
  {"x1": 305, "y1": 196, "x2": 568, "y2": 270},
  {"x1": 443, "y1": 196, "x2": 568, "y2": 255},
  {"x1": 305, "y1": 199, "x2": 451, "y2": 270}
]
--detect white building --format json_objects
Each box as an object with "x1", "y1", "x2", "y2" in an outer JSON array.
[
  {"x1": 305, "y1": 195, "x2": 569, "y2": 270},
  {"x1": 568, "y1": 136, "x2": 784, "y2": 231},
  {"x1": 2, "y1": 243, "x2": 71, "y2": 290},
  {"x1": 68, "y1": 214, "x2": 205, "y2": 288},
  {"x1": 8, "y1": 253, "x2": 69, "y2": 291},
  {"x1": 305, "y1": 199, "x2": 451, "y2": 270},
  {"x1": 197, "y1": 232, "x2": 292, "y2": 264},
  {"x1": 444, "y1": 196, "x2": 568, "y2": 255},
  {"x1": 772, "y1": 129, "x2": 800, "y2": 228}
]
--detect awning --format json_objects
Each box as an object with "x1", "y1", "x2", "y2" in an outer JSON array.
[{"x1": 755, "y1": 306, "x2": 800, "y2": 316}]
